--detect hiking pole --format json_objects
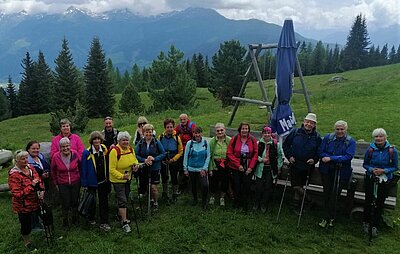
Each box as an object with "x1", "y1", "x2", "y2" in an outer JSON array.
[
  {"x1": 276, "y1": 165, "x2": 290, "y2": 222},
  {"x1": 297, "y1": 165, "x2": 312, "y2": 229},
  {"x1": 369, "y1": 176, "x2": 379, "y2": 244},
  {"x1": 36, "y1": 188, "x2": 54, "y2": 246},
  {"x1": 135, "y1": 176, "x2": 144, "y2": 219},
  {"x1": 129, "y1": 172, "x2": 140, "y2": 238},
  {"x1": 332, "y1": 163, "x2": 342, "y2": 236},
  {"x1": 147, "y1": 166, "x2": 152, "y2": 220}
]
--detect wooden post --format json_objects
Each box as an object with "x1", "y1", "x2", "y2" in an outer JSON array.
[{"x1": 296, "y1": 56, "x2": 312, "y2": 113}]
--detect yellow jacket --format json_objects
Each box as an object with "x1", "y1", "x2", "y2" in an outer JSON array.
[{"x1": 109, "y1": 144, "x2": 138, "y2": 183}]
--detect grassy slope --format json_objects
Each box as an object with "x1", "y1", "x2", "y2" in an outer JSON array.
[{"x1": 0, "y1": 64, "x2": 400, "y2": 253}]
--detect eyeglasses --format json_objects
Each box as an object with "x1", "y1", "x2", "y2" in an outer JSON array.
[
  {"x1": 335, "y1": 128, "x2": 345, "y2": 131},
  {"x1": 216, "y1": 129, "x2": 224, "y2": 133},
  {"x1": 138, "y1": 122, "x2": 146, "y2": 126}
]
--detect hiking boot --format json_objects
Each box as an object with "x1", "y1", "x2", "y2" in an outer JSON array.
[
  {"x1": 220, "y1": 197, "x2": 225, "y2": 206},
  {"x1": 99, "y1": 224, "x2": 111, "y2": 232},
  {"x1": 209, "y1": 196, "x2": 215, "y2": 205},
  {"x1": 152, "y1": 203, "x2": 159, "y2": 212},
  {"x1": 362, "y1": 222, "x2": 370, "y2": 234},
  {"x1": 371, "y1": 227, "x2": 378, "y2": 237},
  {"x1": 318, "y1": 219, "x2": 328, "y2": 228},
  {"x1": 328, "y1": 219, "x2": 334, "y2": 227},
  {"x1": 25, "y1": 243, "x2": 38, "y2": 252},
  {"x1": 122, "y1": 222, "x2": 131, "y2": 233}
]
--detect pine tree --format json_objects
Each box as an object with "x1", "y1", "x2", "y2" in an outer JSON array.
[
  {"x1": 195, "y1": 53, "x2": 207, "y2": 87},
  {"x1": 17, "y1": 52, "x2": 36, "y2": 115},
  {"x1": 0, "y1": 87, "x2": 11, "y2": 121},
  {"x1": 379, "y1": 44, "x2": 388, "y2": 65},
  {"x1": 332, "y1": 44, "x2": 342, "y2": 73},
  {"x1": 119, "y1": 82, "x2": 144, "y2": 114},
  {"x1": 131, "y1": 64, "x2": 144, "y2": 91},
  {"x1": 341, "y1": 14, "x2": 370, "y2": 70},
  {"x1": 84, "y1": 37, "x2": 115, "y2": 118},
  {"x1": 311, "y1": 41, "x2": 326, "y2": 75},
  {"x1": 34, "y1": 51, "x2": 54, "y2": 113},
  {"x1": 53, "y1": 37, "x2": 83, "y2": 112},
  {"x1": 210, "y1": 40, "x2": 247, "y2": 106},
  {"x1": 388, "y1": 45, "x2": 396, "y2": 64},
  {"x1": 6, "y1": 76, "x2": 18, "y2": 118},
  {"x1": 395, "y1": 45, "x2": 400, "y2": 64}
]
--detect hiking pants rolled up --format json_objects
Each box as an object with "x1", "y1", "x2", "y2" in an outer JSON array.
[
  {"x1": 59, "y1": 182, "x2": 80, "y2": 213},
  {"x1": 209, "y1": 169, "x2": 229, "y2": 194},
  {"x1": 233, "y1": 170, "x2": 252, "y2": 208},
  {"x1": 189, "y1": 171, "x2": 209, "y2": 202},
  {"x1": 363, "y1": 176, "x2": 389, "y2": 227},
  {"x1": 255, "y1": 166, "x2": 274, "y2": 207}
]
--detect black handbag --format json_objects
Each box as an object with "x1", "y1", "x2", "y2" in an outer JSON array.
[{"x1": 77, "y1": 189, "x2": 96, "y2": 216}]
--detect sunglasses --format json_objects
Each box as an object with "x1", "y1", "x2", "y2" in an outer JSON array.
[{"x1": 216, "y1": 129, "x2": 224, "y2": 133}]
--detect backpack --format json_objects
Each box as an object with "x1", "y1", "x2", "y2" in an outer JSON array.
[
  {"x1": 187, "y1": 139, "x2": 208, "y2": 159},
  {"x1": 367, "y1": 146, "x2": 395, "y2": 164},
  {"x1": 176, "y1": 121, "x2": 195, "y2": 135},
  {"x1": 325, "y1": 133, "x2": 352, "y2": 147},
  {"x1": 137, "y1": 137, "x2": 160, "y2": 157},
  {"x1": 109, "y1": 144, "x2": 133, "y2": 161}
]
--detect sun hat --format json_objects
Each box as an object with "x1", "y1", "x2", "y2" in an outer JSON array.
[{"x1": 304, "y1": 113, "x2": 317, "y2": 123}]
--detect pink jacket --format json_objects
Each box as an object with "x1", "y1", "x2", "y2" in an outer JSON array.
[
  {"x1": 50, "y1": 133, "x2": 85, "y2": 159},
  {"x1": 51, "y1": 150, "x2": 81, "y2": 186}
]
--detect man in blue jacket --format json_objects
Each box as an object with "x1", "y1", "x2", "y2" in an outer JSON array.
[
  {"x1": 317, "y1": 120, "x2": 356, "y2": 228},
  {"x1": 283, "y1": 113, "x2": 321, "y2": 211}
]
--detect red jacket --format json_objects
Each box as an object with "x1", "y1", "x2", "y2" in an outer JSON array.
[
  {"x1": 8, "y1": 165, "x2": 42, "y2": 213},
  {"x1": 175, "y1": 120, "x2": 196, "y2": 148},
  {"x1": 51, "y1": 150, "x2": 81, "y2": 186},
  {"x1": 226, "y1": 134, "x2": 258, "y2": 171}
]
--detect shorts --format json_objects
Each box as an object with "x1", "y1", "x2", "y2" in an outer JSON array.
[{"x1": 113, "y1": 182, "x2": 130, "y2": 208}]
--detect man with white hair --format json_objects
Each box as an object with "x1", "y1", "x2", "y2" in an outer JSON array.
[
  {"x1": 283, "y1": 113, "x2": 321, "y2": 212},
  {"x1": 317, "y1": 120, "x2": 356, "y2": 228}
]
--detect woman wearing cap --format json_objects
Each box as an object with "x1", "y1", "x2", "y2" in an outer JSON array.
[
  {"x1": 208, "y1": 123, "x2": 231, "y2": 207},
  {"x1": 226, "y1": 122, "x2": 258, "y2": 211},
  {"x1": 362, "y1": 128, "x2": 398, "y2": 237},
  {"x1": 51, "y1": 137, "x2": 81, "y2": 229},
  {"x1": 254, "y1": 126, "x2": 282, "y2": 213},
  {"x1": 81, "y1": 131, "x2": 111, "y2": 231},
  {"x1": 9, "y1": 150, "x2": 44, "y2": 251}
]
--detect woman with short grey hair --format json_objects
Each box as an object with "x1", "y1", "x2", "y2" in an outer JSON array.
[
  {"x1": 362, "y1": 128, "x2": 398, "y2": 237},
  {"x1": 51, "y1": 137, "x2": 81, "y2": 229}
]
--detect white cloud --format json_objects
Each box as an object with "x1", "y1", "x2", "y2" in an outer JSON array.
[{"x1": 0, "y1": 0, "x2": 398, "y2": 31}]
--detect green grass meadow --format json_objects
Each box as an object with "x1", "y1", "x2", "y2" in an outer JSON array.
[{"x1": 0, "y1": 64, "x2": 400, "y2": 253}]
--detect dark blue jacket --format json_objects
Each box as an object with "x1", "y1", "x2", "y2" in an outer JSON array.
[
  {"x1": 81, "y1": 145, "x2": 108, "y2": 187},
  {"x1": 363, "y1": 141, "x2": 398, "y2": 180},
  {"x1": 135, "y1": 138, "x2": 166, "y2": 171},
  {"x1": 283, "y1": 125, "x2": 321, "y2": 171},
  {"x1": 28, "y1": 153, "x2": 50, "y2": 176},
  {"x1": 318, "y1": 133, "x2": 356, "y2": 180}
]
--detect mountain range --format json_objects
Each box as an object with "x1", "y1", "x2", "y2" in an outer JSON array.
[
  {"x1": 0, "y1": 7, "x2": 315, "y2": 83},
  {"x1": 2, "y1": 7, "x2": 397, "y2": 84}
]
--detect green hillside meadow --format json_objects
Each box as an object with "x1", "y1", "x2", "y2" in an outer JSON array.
[{"x1": 0, "y1": 64, "x2": 399, "y2": 253}]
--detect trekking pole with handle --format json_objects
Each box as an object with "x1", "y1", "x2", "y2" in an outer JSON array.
[
  {"x1": 36, "y1": 188, "x2": 54, "y2": 246},
  {"x1": 147, "y1": 165, "x2": 152, "y2": 220},
  {"x1": 129, "y1": 165, "x2": 142, "y2": 238},
  {"x1": 332, "y1": 163, "x2": 342, "y2": 236},
  {"x1": 135, "y1": 176, "x2": 144, "y2": 219},
  {"x1": 369, "y1": 176, "x2": 379, "y2": 243},
  {"x1": 297, "y1": 165, "x2": 312, "y2": 229},
  {"x1": 276, "y1": 164, "x2": 290, "y2": 222}
]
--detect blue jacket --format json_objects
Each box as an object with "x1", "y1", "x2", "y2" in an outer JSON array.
[
  {"x1": 135, "y1": 138, "x2": 166, "y2": 171},
  {"x1": 183, "y1": 139, "x2": 210, "y2": 172},
  {"x1": 318, "y1": 133, "x2": 356, "y2": 180},
  {"x1": 283, "y1": 125, "x2": 321, "y2": 171},
  {"x1": 28, "y1": 153, "x2": 50, "y2": 176},
  {"x1": 363, "y1": 141, "x2": 398, "y2": 180},
  {"x1": 81, "y1": 145, "x2": 108, "y2": 187}
]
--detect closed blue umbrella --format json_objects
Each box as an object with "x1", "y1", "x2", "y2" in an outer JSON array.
[{"x1": 271, "y1": 19, "x2": 297, "y2": 136}]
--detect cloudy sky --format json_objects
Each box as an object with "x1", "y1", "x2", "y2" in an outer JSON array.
[{"x1": 1, "y1": 0, "x2": 399, "y2": 36}]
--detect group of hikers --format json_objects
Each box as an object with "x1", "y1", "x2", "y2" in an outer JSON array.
[{"x1": 7, "y1": 112, "x2": 398, "y2": 251}]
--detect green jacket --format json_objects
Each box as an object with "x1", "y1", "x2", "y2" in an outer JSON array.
[{"x1": 208, "y1": 135, "x2": 231, "y2": 171}]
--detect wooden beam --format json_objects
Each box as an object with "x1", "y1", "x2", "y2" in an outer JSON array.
[{"x1": 232, "y1": 97, "x2": 272, "y2": 106}]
